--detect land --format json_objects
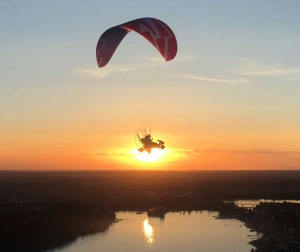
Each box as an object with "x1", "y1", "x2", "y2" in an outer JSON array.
[
  {"x1": 218, "y1": 202, "x2": 300, "y2": 252},
  {"x1": 1, "y1": 170, "x2": 300, "y2": 251}
]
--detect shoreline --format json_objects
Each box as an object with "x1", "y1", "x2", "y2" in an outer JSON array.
[
  {"x1": 2, "y1": 200, "x2": 300, "y2": 252},
  {"x1": 217, "y1": 202, "x2": 300, "y2": 252},
  {"x1": 1, "y1": 171, "x2": 300, "y2": 251}
]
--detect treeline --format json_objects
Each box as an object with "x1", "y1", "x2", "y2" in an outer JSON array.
[
  {"x1": 1, "y1": 170, "x2": 300, "y2": 203},
  {"x1": 0, "y1": 202, "x2": 115, "y2": 252}
]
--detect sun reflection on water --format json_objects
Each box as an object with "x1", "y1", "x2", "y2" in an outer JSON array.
[{"x1": 143, "y1": 218, "x2": 155, "y2": 247}]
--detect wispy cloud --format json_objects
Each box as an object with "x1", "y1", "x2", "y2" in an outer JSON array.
[
  {"x1": 202, "y1": 149, "x2": 286, "y2": 155},
  {"x1": 239, "y1": 67, "x2": 300, "y2": 78},
  {"x1": 173, "y1": 149, "x2": 202, "y2": 157},
  {"x1": 146, "y1": 54, "x2": 195, "y2": 63},
  {"x1": 177, "y1": 148, "x2": 300, "y2": 156},
  {"x1": 233, "y1": 60, "x2": 300, "y2": 80},
  {"x1": 74, "y1": 65, "x2": 134, "y2": 79},
  {"x1": 96, "y1": 151, "x2": 127, "y2": 157},
  {"x1": 74, "y1": 54, "x2": 195, "y2": 80},
  {"x1": 176, "y1": 74, "x2": 248, "y2": 84},
  {"x1": 145, "y1": 56, "x2": 165, "y2": 62}
]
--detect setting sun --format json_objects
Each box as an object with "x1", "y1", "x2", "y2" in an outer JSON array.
[{"x1": 132, "y1": 148, "x2": 166, "y2": 163}]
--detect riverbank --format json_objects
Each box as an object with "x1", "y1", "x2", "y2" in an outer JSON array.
[
  {"x1": 0, "y1": 202, "x2": 116, "y2": 252},
  {"x1": 1, "y1": 170, "x2": 300, "y2": 251},
  {"x1": 218, "y1": 202, "x2": 300, "y2": 252},
  {"x1": 2, "y1": 200, "x2": 300, "y2": 252}
]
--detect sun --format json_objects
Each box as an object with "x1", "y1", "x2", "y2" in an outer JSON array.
[{"x1": 132, "y1": 148, "x2": 166, "y2": 162}]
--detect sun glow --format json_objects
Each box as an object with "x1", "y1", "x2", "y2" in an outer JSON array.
[{"x1": 132, "y1": 148, "x2": 166, "y2": 162}]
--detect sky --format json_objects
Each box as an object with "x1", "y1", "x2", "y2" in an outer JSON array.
[{"x1": 1, "y1": 0, "x2": 300, "y2": 170}]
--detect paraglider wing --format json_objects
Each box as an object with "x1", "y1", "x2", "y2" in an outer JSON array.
[
  {"x1": 96, "y1": 17, "x2": 177, "y2": 68},
  {"x1": 96, "y1": 27, "x2": 129, "y2": 68},
  {"x1": 122, "y1": 18, "x2": 177, "y2": 62}
]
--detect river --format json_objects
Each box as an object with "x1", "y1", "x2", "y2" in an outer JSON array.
[{"x1": 50, "y1": 211, "x2": 255, "y2": 252}]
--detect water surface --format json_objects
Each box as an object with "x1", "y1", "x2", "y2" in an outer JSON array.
[{"x1": 51, "y1": 211, "x2": 255, "y2": 252}]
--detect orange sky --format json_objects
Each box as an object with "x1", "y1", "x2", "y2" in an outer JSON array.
[
  {"x1": 1, "y1": 2, "x2": 300, "y2": 170},
  {"x1": 1, "y1": 130, "x2": 300, "y2": 170}
]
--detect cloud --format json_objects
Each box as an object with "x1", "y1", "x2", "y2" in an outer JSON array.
[
  {"x1": 233, "y1": 60, "x2": 300, "y2": 80},
  {"x1": 74, "y1": 54, "x2": 195, "y2": 79},
  {"x1": 144, "y1": 54, "x2": 195, "y2": 67},
  {"x1": 173, "y1": 149, "x2": 205, "y2": 157},
  {"x1": 204, "y1": 149, "x2": 300, "y2": 156},
  {"x1": 96, "y1": 151, "x2": 127, "y2": 157},
  {"x1": 145, "y1": 56, "x2": 165, "y2": 63},
  {"x1": 175, "y1": 74, "x2": 248, "y2": 84},
  {"x1": 239, "y1": 67, "x2": 300, "y2": 78},
  {"x1": 176, "y1": 148, "x2": 300, "y2": 157},
  {"x1": 75, "y1": 54, "x2": 195, "y2": 79},
  {"x1": 175, "y1": 60, "x2": 300, "y2": 84},
  {"x1": 203, "y1": 149, "x2": 282, "y2": 155},
  {"x1": 74, "y1": 65, "x2": 134, "y2": 79}
]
